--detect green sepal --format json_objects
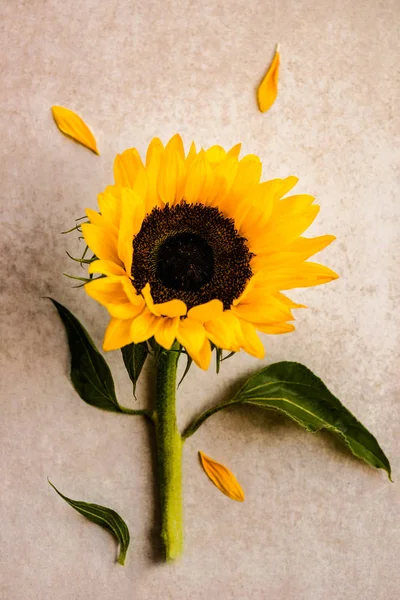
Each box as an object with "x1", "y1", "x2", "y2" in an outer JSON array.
[
  {"x1": 183, "y1": 361, "x2": 391, "y2": 479},
  {"x1": 121, "y1": 342, "x2": 148, "y2": 397},
  {"x1": 215, "y1": 348, "x2": 222, "y2": 374},
  {"x1": 178, "y1": 353, "x2": 193, "y2": 387},
  {"x1": 48, "y1": 480, "x2": 130, "y2": 565},
  {"x1": 49, "y1": 298, "x2": 121, "y2": 412}
]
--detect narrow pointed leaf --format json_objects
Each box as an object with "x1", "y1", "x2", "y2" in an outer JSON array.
[
  {"x1": 215, "y1": 348, "x2": 222, "y2": 374},
  {"x1": 51, "y1": 106, "x2": 99, "y2": 154},
  {"x1": 199, "y1": 451, "x2": 245, "y2": 501},
  {"x1": 121, "y1": 342, "x2": 148, "y2": 396},
  {"x1": 234, "y1": 362, "x2": 391, "y2": 477},
  {"x1": 184, "y1": 362, "x2": 391, "y2": 479},
  {"x1": 178, "y1": 354, "x2": 193, "y2": 387},
  {"x1": 49, "y1": 298, "x2": 121, "y2": 412},
  {"x1": 48, "y1": 480, "x2": 130, "y2": 565},
  {"x1": 257, "y1": 44, "x2": 280, "y2": 113}
]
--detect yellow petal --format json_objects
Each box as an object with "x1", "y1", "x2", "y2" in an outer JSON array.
[
  {"x1": 233, "y1": 181, "x2": 277, "y2": 231},
  {"x1": 184, "y1": 150, "x2": 213, "y2": 204},
  {"x1": 266, "y1": 262, "x2": 339, "y2": 290},
  {"x1": 120, "y1": 278, "x2": 146, "y2": 306},
  {"x1": 176, "y1": 319, "x2": 211, "y2": 370},
  {"x1": 208, "y1": 155, "x2": 239, "y2": 207},
  {"x1": 204, "y1": 310, "x2": 242, "y2": 351},
  {"x1": 154, "y1": 317, "x2": 180, "y2": 349},
  {"x1": 81, "y1": 223, "x2": 120, "y2": 264},
  {"x1": 187, "y1": 299, "x2": 224, "y2": 323},
  {"x1": 271, "y1": 176, "x2": 299, "y2": 202},
  {"x1": 227, "y1": 143, "x2": 242, "y2": 158},
  {"x1": 141, "y1": 283, "x2": 187, "y2": 317},
  {"x1": 146, "y1": 136, "x2": 164, "y2": 169},
  {"x1": 157, "y1": 140, "x2": 186, "y2": 206},
  {"x1": 273, "y1": 291, "x2": 306, "y2": 310},
  {"x1": 166, "y1": 133, "x2": 185, "y2": 160},
  {"x1": 270, "y1": 194, "x2": 315, "y2": 224},
  {"x1": 103, "y1": 317, "x2": 133, "y2": 351},
  {"x1": 131, "y1": 310, "x2": 161, "y2": 343},
  {"x1": 145, "y1": 137, "x2": 164, "y2": 210},
  {"x1": 85, "y1": 208, "x2": 109, "y2": 229},
  {"x1": 232, "y1": 292, "x2": 294, "y2": 324},
  {"x1": 185, "y1": 141, "x2": 197, "y2": 169},
  {"x1": 257, "y1": 44, "x2": 280, "y2": 113},
  {"x1": 251, "y1": 205, "x2": 321, "y2": 252},
  {"x1": 84, "y1": 277, "x2": 129, "y2": 307},
  {"x1": 252, "y1": 235, "x2": 336, "y2": 272},
  {"x1": 238, "y1": 320, "x2": 265, "y2": 358},
  {"x1": 114, "y1": 147, "x2": 144, "y2": 188},
  {"x1": 154, "y1": 300, "x2": 187, "y2": 318},
  {"x1": 88, "y1": 260, "x2": 127, "y2": 277},
  {"x1": 227, "y1": 155, "x2": 263, "y2": 205},
  {"x1": 51, "y1": 106, "x2": 99, "y2": 154},
  {"x1": 97, "y1": 186, "x2": 122, "y2": 228},
  {"x1": 199, "y1": 451, "x2": 244, "y2": 502},
  {"x1": 205, "y1": 145, "x2": 226, "y2": 165},
  {"x1": 255, "y1": 322, "x2": 295, "y2": 334},
  {"x1": 286, "y1": 235, "x2": 337, "y2": 259},
  {"x1": 117, "y1": 188, "x2": 146, "y2": 274},
  {"x1": 108, "y1": 302, "x2": 144, "y2": 320}
]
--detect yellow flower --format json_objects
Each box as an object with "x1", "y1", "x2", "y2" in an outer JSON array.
[{"x1": 82, "y1": 134, "x2": 338, "y2": 370}]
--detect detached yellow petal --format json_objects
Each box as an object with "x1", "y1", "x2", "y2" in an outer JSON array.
[
  {"x1": 199, "y1": 451, "x2": 244, "y2": 502},
  {"x1": 51, "y1": 106, "x2": 99, "y2": 154},
  {"x1": 257, "y1": 44, "x2": 280, "y2": 113}
]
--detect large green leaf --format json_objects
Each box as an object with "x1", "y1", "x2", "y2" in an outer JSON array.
[
  {"x1": 50, "y1": 298, "x2": 121, "y2": 412},
  {"x1": 49, "y1": 480, "x2": 130, "y2": 565},
  {"x1": 121, "y1": 342, "x2": 148, "y2": 396},
  {"x1": 183, "y1": 361, "x2": 391, "y2": 479}
]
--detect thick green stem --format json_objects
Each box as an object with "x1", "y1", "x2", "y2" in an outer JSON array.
[{"x1": 155, "y1": 345, "x2": 183, "y2": 561}]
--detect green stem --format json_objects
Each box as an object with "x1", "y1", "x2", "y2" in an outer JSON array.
[
  {"x1": 182, "y1": 399, "x2": 239, "y2": 439},
  {"x1": 155, "y1": 344, "x2": 183, "y2": 561}
]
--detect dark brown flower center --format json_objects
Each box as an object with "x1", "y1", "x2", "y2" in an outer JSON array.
[
  {"x1": 132, "y1": 202, "x2": 253, "y2": 310},
  {"x1": 156, "y1": 232, "x2": 214, "y2": 291}
]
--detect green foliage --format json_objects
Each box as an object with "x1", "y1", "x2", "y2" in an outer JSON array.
[
  {"x1": 183, "y1": 361, "x2": 391, "y2": 479},
  {"x1": 49, "y1": 298, "x2": 121, "y2": 412},
  {"x1": 121, "y1": 342, "x2": 148, "y2": 396},
  {"x1": 48, "y1": 480, "x2": 130, "y2": 565}
]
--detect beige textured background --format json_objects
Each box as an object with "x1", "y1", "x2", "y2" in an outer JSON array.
[{"x1": 0, "y1": 0, "x2": 399, "y2": 598}]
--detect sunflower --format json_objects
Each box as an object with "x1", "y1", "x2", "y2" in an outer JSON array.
[{"x1": 81, "y1": 134, "x2": 338, "y2": 369}]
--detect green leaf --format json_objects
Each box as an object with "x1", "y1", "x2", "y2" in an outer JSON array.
[
  {"x1": 183, "y1": 361, "x2": 391, "y2": 479},
  {"x1": 48, "y1": 480, "x2": 130, "y2": 565},
  {"x1": 178, "y1": 353, "x2": 193, "y2": 387},
  {"x1": 49, "y1": 298, "x2": 121, "y2": 412},
  {"x1": 121, "y1": 342, "x2": 148, "y2": 396},
  {"x1": 215, "y1": 348, "x2": 222, "y2": 374}
]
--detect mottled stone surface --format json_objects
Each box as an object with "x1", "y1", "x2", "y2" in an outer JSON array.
[{"x1": 0, "y1": 1, "x2": 399, "y2": 598}]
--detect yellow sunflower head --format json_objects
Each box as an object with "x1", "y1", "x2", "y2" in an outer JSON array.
[{"x1": 81, "y1": 134, "x2": 338, "y2": 370}]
